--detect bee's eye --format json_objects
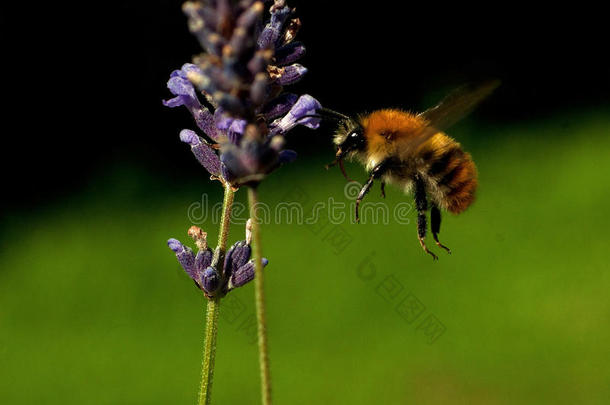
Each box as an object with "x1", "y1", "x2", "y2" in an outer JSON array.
[{"x1": 340, "y1": 128, "x2": 366, "y2": 153}]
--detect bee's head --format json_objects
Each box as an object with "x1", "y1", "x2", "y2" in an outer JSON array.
[
  {"x1": 304, "y1": 107, "x2": 365, "y2": 181},
  {"x1": 325, "y1": 114, "x2": 366, "y2": 181},
  {"x1": 333, "y1": 118, "x2": 366, "y2": 160}
]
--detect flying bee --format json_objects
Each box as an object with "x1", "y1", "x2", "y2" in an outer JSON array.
[{"x1": 318, "y1": 81, "x2": 499, "y2": 259}]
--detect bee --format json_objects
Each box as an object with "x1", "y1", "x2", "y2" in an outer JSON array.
[{"x1": 321, "y1": 81, "x2": 499, "y2": 259}]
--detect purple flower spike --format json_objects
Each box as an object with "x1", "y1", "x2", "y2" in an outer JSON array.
[
  {"x1": 167, "y1": 238, "x2": 197, "y2": 280},
  {"x1": 270, "y1": 94, "x2": 321, "y2": 134},
  {"x1": 165, "y1": 1, "x2": 323, "y2": 187},
  {"x1": 179, "y1": 130, "x2": 221, "y2": 177},
  {"x1": 229, "y1": 258, "x2": 269, "y2": 289}
]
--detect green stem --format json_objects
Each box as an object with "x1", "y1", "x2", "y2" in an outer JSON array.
[
  {"x1": 199, "y1": 297, "x2": 220, "y2": 405},
  {"x1": 248, "y1": 187, "x2": 272, "y2": 405},
  {"x1": 198, "y1": 183, "x2": 235, "y2": 405}
]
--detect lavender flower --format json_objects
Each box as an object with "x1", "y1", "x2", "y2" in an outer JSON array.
[
  {"x1": 168, "y1": 222, "x2": 268, "y2": 297},
  {"x1": 164, "y1": 0, "x2": 322, "y2": 187}
]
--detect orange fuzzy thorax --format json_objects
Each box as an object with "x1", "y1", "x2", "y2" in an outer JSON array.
[{"x1": 360, "y1": 109, "x2": 424, "y2": 160}]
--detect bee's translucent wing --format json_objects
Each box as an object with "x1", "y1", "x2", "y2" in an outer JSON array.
[
  {"x1": 405, "y1": 80, "x2": 500, "y2": 152},
  {"x1": 418, "y1": 79, "x2": 500, "y2": 132}
]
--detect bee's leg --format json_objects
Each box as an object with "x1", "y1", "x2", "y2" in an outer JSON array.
[
  {"x1": 355, "y1": 176, "x2": 374, "y2": 223},
  {"x1": 380, "y1": 181, "x2": 386, "y2": 199},
  {"x1": 414, "y1": 175, "x2": 438, "y2": 260},
  {"x1": 355, "y1": 161, "x2": 389, "y2": 223},
  {"x1": 430, "y1": 206, "x2": 451, "y2": 254}
]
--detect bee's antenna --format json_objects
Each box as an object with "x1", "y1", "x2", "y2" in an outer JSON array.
[
  {"x1": 294, "y1": 114, "x2": 325, "y2": 122},
  {"x1": 317, "y1": 107, "x2": 351, "y2": 121},
  {"x1": 293, "y1": 108, "x2": 352, "y2": 125}
]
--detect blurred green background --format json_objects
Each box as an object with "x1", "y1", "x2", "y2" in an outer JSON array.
[{"x1": 2, "y1": 108, "x2": 609, "y2": 404}]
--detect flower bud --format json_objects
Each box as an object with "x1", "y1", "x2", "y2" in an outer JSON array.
[
  {"x1": 167, "y1": 238, "x2": 197, "y2": 280},
  {"x1": 229, "y1": 258, "x2": 269, "y2": 289},
  {"x1": 224, "y1": 240, "x2": 252, "y2": 278},
  {"x1": 180, "y1": 130, "x2": 221, "y2": 177},
  {"x1": 257, "y1": 6, "x2": 291, "y2": 49},
  {"x1": 202, "y1": 266, "x2": 220, "y2": 293},
  {"x1": 275, "y1": 42, "x2": 306, "y2": 66},
  {"x1": 275, "y1": 64, "x2": 307, "y2": 85}
]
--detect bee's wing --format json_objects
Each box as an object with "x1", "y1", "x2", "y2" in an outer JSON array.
[
  {"x1": 408, "y1": 80, "x2": 500, "y2": 151},
  {"x1": 418, "y1": 79, "x2": 500, "y2": 131}
]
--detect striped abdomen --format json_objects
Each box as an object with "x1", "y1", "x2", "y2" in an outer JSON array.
[{"x1": 424, "y1": 141, "x2": 478, "y2": 214}]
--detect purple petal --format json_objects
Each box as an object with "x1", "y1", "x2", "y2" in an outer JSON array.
[
  {"x1": 270, "y1": 94, "x2": 322, "y2": 134},
  {"x1": 170, "y1": 69, "x2": 183, "y2": 79},
  {"x1": 181, "y1": 63, "x2": 203, "y2": 77},
  {"x1": 170, "y1": 63, "x2": 202, "y2": 80},
  {"x1": 164, "y1": 67, "x2": 218, "y2": 139},
  {"x1": 162, "y1": 95, "x2": 188, "y2": 108},
  {"x1": 228, "y1": 119, "x2": 247, "y2": 136},
  {"x1": 179, "y1": 129, "x2": 221, "y2": 176},
  {"x1": 166, "y1": 76, "x2": 199, "y2": 106},
  {"x1": 214, "y1": 110, "x2": 247, "y2": 144}
]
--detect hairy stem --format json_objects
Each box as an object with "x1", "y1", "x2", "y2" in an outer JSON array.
[
  {"x1": 199, "y1": 297, "x2": 220, "y2": 405},
  {"x1": 198, "y1": 183, "x2": 235, "y2": 405},
  {"x1": 248, "y1": 186, "x2": 272, "y2": 405}
]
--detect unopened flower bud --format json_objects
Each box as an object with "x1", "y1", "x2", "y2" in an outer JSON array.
[
  {"x1": 229, "y1": 258, "x2": 269, "y2": 289},
  {"x1": 275, "y1": 64, "x2": 307, "y2": 85},
  {"x1": 202, "y1": 266, "x2": 220, "y2": 293},
  {"x1": 167, "y1": 238, "x2": 197, "y2": 280},
  {"x1": 275, "y1": 42, "x2": 306, "y2": 66},
  {"x1": 180, "y1": 130, "x2": 221, "y2": 177}
]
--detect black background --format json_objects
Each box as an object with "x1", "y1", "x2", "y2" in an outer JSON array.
[{"x1": 2, "y1": 1, "x2": 608, "y2": 210}]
